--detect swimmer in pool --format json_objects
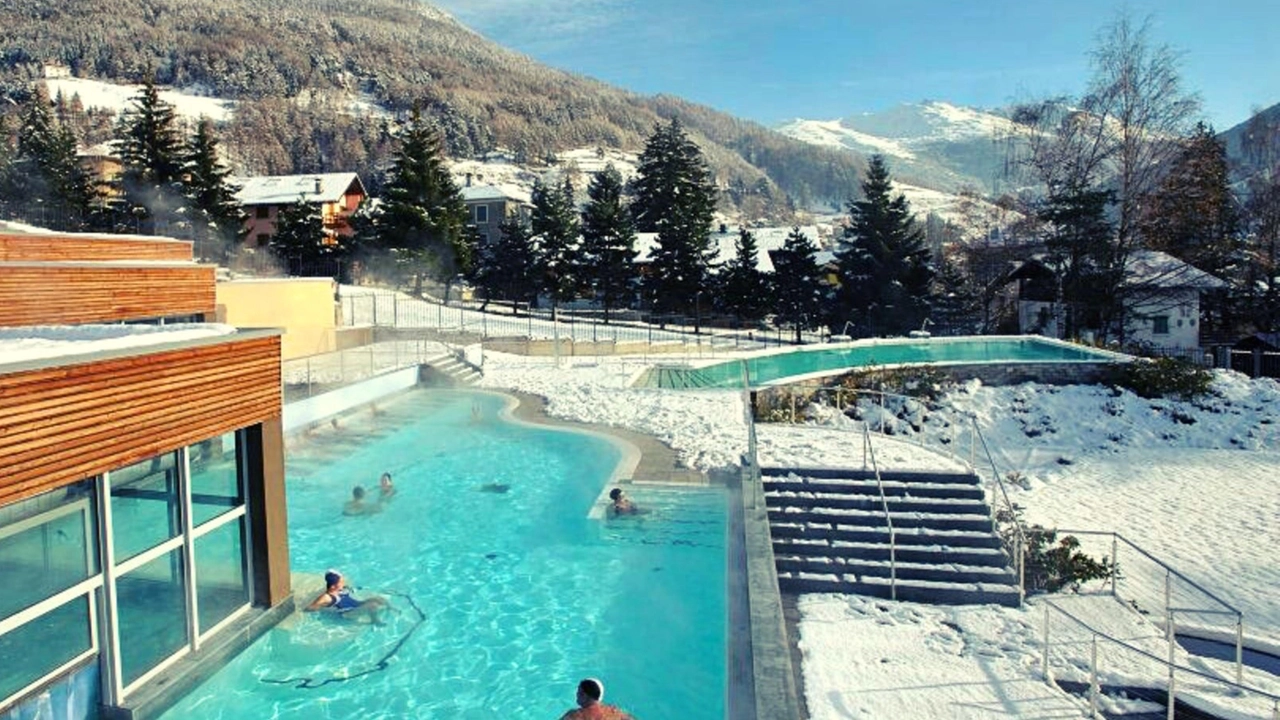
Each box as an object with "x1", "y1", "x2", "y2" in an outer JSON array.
[
  {"x1": 378, "y1": 472, "x2": 396, "y2": 500},
  {"x1": 305, "y1": 570, "x2": 388, "y2": 623},
  {"x1": 478, "y1": 482, "x2": 511, "y2": 494},
  {"x1": 343, "y1": 486, "x2": 381, "y2": 516},
  {"x1": 609, "y1": 488, "x2": 638, "y2": 516}
]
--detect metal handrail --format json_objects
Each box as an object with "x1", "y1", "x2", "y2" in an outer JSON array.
[
  {"x1": 861, "y1": 425, "x2": 897, "y2": 600},
  {"x1": 970, "y1": 417, "x2": 1029, "y2": 607},
  {"x1": 1041, "y1": 599, "x2": 1280, "y2": 719}
]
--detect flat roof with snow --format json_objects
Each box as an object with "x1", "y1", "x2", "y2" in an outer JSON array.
[{"x1": 0, "y1": 324, "x2": 280, "y2": 375}]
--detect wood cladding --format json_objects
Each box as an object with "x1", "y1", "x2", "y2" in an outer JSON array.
[
  {"x1": 0, "y1": 233, "x2": 193, "y2": 262},
  {"x1": 0, "y1": 263, "x2": 216, "y2": 326},
  {"x1": 0, "y1": 334, "x2": 282, "y2": 505}
]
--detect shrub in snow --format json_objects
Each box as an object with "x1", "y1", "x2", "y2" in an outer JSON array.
[
  {"x1": 998, "y1": 505, "x2": 1115, "y2": 594},
  {"x1": 1105, "y1": 357, "x2": 1213, "y2": 400}
]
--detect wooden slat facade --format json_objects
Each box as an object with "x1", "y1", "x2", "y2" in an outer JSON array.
[
  {"x1": 0, "y1": 333, "x2": 282, "y2": 506},
  {"x1": 0, "y1": 233, "x2": 193, "y2": 262},
  {"x1": 0, "y1": 263, "x2": 216, "y2": 326}
]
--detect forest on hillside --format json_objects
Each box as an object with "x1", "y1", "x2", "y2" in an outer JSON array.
[{"x1": 0, "y1": 0, "x2": 865, "y2": 210}]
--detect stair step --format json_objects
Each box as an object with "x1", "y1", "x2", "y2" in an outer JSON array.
[
  {"x1": 771, "y1": 522, "x2": 1005, "y2": 549},
  {"x1": 774, "y1": 554, "x2": 1017, "y2": 585},
  {"x1": 766, "y1": 491, "x2": 990, "y2": 515},
  {"x1": 776, "y1": 571, "x2": 1022, "y2": 607},
  {"x1": 763, "y1": 477, "x2": 985, "y2": 501},
  {"x1": 769, "y1": 507, "x2": 994, "y2": 533},
  {"x1": 761, "y1": 467, "x2": 982, "y2": 486},
  {"x1": 772, "y1": 538, "x2": 1009, "y2": 567}
]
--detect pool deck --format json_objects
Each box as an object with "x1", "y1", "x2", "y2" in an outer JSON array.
[{"x1": 508, "y1": 390, "x2": 708, "y2": 485}]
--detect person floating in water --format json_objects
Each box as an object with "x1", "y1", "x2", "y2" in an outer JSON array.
[
  {"x1": 378, "y1": 472, "x2": 396, "y2": 500},
  {"x1": 306, "y1": 569, "x2": 388, "y2": 623},
  {"x1": 609, "y1": 488, "x2": 638, "y2": 516},
  {"x1": 478, "y1": 481, "x2": 510, "y2": 494},
  {"x1": 470, "y1": 401, "x2": 483, "y2": 424},
  {"x1": 343, "y1": 486, "x2": 382, "y2": 516},
  {"x1": 559, "y1": 678, "x2": 634, "y2": 720}
]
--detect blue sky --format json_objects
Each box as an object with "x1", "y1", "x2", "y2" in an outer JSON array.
[{"x1": 431, "y1": 0, "x2": 1278, "y2": 131}]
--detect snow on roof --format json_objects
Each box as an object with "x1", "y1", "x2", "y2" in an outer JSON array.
[
  {"x1": 461, "y1": 184, "x2": 530, "y2": 204},
  {"x1": 234, "y1": 173, "x2": 363, "y2": 206},
  {"x1": 1125, "y1": 249, "x2": 1227, "y2": 289},
  {"x1": 0, "y1": 323, "x2": 237, "y2": 369},
  {"x1": 635, "y1": 226, "x2": 820, "y2": 273}
]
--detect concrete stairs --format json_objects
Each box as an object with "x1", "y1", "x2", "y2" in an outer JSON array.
[
  {"x1": 422, "y1": 352, "x2": 482, "y2": 386},
  {"x1": 765, "y1": 466, "x2": 1021, "y2": 607}
]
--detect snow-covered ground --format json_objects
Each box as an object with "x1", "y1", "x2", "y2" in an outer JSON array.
[
  {"x1": 42, "y1": 76, "x2": 235, "y2": 123},
  {"x1": 0, "y1": 323, "x2": 236, "y2": 365},
  {"x1": 471, "y1": 348, "x2": 1280, "y2": 717}
]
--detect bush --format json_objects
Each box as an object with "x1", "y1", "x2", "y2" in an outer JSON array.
[
  {"x1": 1105, "y1": 357, "x2": 1213, "y2": 400},
  {"x1": 837, "y1": 365, "x2": 954, "y2": 400},
  {"x1": 997, "y1": 505, "x2": 1115, "y2": 594}
]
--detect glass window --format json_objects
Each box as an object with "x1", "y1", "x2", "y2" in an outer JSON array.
[
  {"x1": 195, "y1": 518, "x2": 250, "y2": 635},
  {"x1": 255, "y1": 206, "x2": 269, "y2": 219},
  {"x1": 109, "y1": 454, "x2": 181, "y2": 562},
  {"x1": 188, "y1": 433, "x2": 244, "y2": 527},
  {"x1": 0, "y1": 479, "x2": 98, "y2": 621},
  {"x1": 1152, "y1": 316, "x2": 1170, "y2": 335},
  {"x1": 0, "y1": 595, "x2": 94, "y2": 702},
  {"x1": 116, "y1": 548, "x2": 188, "y2": 688},
  {"x1": 475, "y1": 205, "x2": 489, "y2": 224}
]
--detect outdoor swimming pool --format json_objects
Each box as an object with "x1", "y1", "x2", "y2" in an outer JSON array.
[
  {"x1": 157, "y1": 390, "x2": 728, "y2": 719},
  {"x1": 637, "y1": 335, "x2": 1122, "y2": 388}
]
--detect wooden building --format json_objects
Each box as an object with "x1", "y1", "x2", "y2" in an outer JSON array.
[{"x1": 0, "y1": 228, "x2": 291, "y2": 719}]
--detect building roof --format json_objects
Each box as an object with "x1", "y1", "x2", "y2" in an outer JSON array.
[
  {"x1": 234, "y1": 173, "x2": 365, "y2": 206},
  {"x1": 0, "y1": 323, "x2": 238, "y2": 371},
  {"x1": 461, "y1": 184, "x2": 531, "y2": 204},
  {"x1": 635, "y1": 226, "x2": 820, "y2": 273},
  {"x1": 1010, "y1": 249, "x2": 1226, "y2": 290}
]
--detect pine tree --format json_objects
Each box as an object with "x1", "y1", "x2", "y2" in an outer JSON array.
[
  {"x1": 580, "y1": 165, "x2": 638, "y2": 322},
  {"x1": 771, "y1": 227, "x2": 826, "y2": 343},
  {"x1": 374, "y1": 107, "x2": 469, "y2": 295},
  {"x1": 182, "y1": 119, "x2": 244, "y2": 261},
  {"x1": 1140, "y1": 123, "x2": 1238, "y2": 276},
  {"x1": 115, "y1": 75, "x2": 186, "y2": 234},
  {"x1": 530, "y1": 177, "x2": 580, "y2": 318},
  {"x1": 718, "y1": 228, "x2": 771, "y2": 322},
  {"x1": 632, "y1": 118, "x2": 718, "y2": 316},
  {"x1": 835, "y1": 155, "x2": 934, "y2": 337},
  {"x1": 931, "y1": 254, "x2": 984, "y2": 336},
  {"x1": 1038, "y1": 184, "x2": 1119, "y2": 339},
  {"x1": 13, "y1": 91, "x2": 98, "y2": 228},
  {"x1": 269, "y1": 197, "x2": 331, "y2": 275},
  {"x1": 478, "y1": 216, "x2": 540, "y2": 313}
]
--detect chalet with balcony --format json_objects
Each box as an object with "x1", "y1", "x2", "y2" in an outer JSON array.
[{"x1": 235, "y1": 173, "x2": 366, "y2": 249}]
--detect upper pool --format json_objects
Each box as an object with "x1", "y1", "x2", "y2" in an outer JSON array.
[
  {"x1": 635, "y1": 335, "x2": 1123, "y2": 389},
  {"x1": 157, "y1": 389, "x2": 728, "y2": 719}
]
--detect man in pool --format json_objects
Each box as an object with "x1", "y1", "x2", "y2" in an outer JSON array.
[
  {"x1": 608, "y1": 488, "x2": 637, "y2": 516},
  {"x1": 306, "y1": 569, "x2": 388, "y2": 623},
  {"x1": 559, "y1": 678, "x2": 634, "y2": 720},
  {"x1": 343, "y1": 485, "x2": 381, "y2": 516}
]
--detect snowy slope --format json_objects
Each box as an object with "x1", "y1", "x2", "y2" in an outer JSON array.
[{"x1": 42, "y1": 77, "x2": 235, "y2": 123}]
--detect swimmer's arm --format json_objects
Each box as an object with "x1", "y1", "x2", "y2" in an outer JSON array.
[{"x1": 305, "y1": 593, "x2": 333, "y2": 611}]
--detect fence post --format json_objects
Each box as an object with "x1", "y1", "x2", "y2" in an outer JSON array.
[
  {"x1": 879, "y1": 392, "x2": 886, "y2": 434},
  {"x1": 393, "y1": 294, "x2": 398, "y2": 327},
  {"x1": 372, "y1": 295, "x2": 378, "y2": 326},
  {"x1": 305, "y1": 358, "x2": 312, "y2": 398},
  {"x1": 1090, "y1": 633, "x2": 1099, "y2": 719},
  {"x1": 1165, "y1": 570, "x2": 1172, "y2": 637},
  {"x1": 1042, "y1": 603, "x2": 1050, "y2": 680},
  {"x1": 1167, "y1": 626, "x2": 1176, "y2": 720},
  {"x1": 790, "y1": 388, "x2": 796, "y2": 423},
  {"x1": 1236, "y1": 616, "x2": 1244, "y2": 685},
  {"x1": 1110, "y1": 535, "x2": 1118, "y2": 597}
]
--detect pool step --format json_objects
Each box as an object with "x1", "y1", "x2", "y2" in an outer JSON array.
[
  {"x1": 763, "y1": 465, "x2": 1020, "y2": 607},
  {"x1": 422, "y1": 353, "x2": 483, "y2": 386}
]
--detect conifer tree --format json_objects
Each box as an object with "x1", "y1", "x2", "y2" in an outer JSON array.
[
  {"x1": 931, "y1": 254, "x2": 984, "y2": 336},
  {"x1": 373, "y1": 107, "x2": 469, "y2": 295},
  {"x1": 115, "y1": 75, "x2": 186, "y2": 234},
  {"x1": 718, "y1": 228, "x2": 771, "y2": 322},
  {"x1": 632, "y1": 118, "x2": 718, "y2": 315},
  {"x1": 269, "y1": 197, "x2": 331, "y2": 275},
  {"x1": 771, "y1": 227, "x2": 826, "y2": 343},
  {"x1": 530, "y1": 177, "x2": 580, "y2": 318},
  {"x1": 1140, "y1": 122, "x2": 1238, "y2": 276},
  {"x1": 835, "y1": 155, "x2": 934, "y2": 337},
  {"x1": 477, "y1": 216, "x2": 540, "y2": 313},
  {"x1": 580, "y1": 165, "x2": 638, "y2": 322},
  {"x1": 13, "y1": 92, "x2": 98, "y2": 228},
  {"x1": 182, "y1": 119, "x2": 244, "y2": 261},
  {"x1": 1039, "y1": 184, "x2": 1119, "y2": 339}
]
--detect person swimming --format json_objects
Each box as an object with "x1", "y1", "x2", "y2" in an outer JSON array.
[
  {"x1": 609, "y1": 488, "x2": 638, "y2": 516},
  {"x1": 378, "y1": 472, "x2": 396, "y2": 500},
  {"x1": 343, "y1": 485, "x2": 382, "y2": 516},
  {"x1": 478, "y1": 482, "x2": 511, "y2": 494},
  {"x1": 306, "y1": 569, "x2": 388, "y2": 623}
]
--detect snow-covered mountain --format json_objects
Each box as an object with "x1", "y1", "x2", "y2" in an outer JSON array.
[{"x1": 780, "y1": 101, "x2": 1030, "y2": 231}]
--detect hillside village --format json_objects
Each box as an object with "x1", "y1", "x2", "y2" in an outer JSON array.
[{"x1": 1, "y1": 3, "x2": 1279, "y2": 720}]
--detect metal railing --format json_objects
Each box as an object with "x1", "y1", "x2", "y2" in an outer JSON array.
[
  {"x1": 1055, "y1": 530, "x2": 1247, "y2": 685},
  {"x1": 861, "y1": 423, "x2": 897, "y2": 600},
  {"x1": 972, "y1": 417, "x2": 1028, "y2": 607},
  {"x1": 1040, "y1": 598, "x2": 1280, "y2": 720},
  {"x1": 281, "y1": 339, "x2": 448, "y2": 400}
]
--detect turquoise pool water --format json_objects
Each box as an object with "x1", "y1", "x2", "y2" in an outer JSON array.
[
  {"x1": 157, "y1": 390, "x2": 728, "y2": 719},
  {"x1": 639, "y1": 336, "x2": 1119, "y2": 388}
]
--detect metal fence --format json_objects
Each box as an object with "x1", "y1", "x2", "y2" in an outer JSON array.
[
  {"x1": 1134, "y1": 343, "x2": 1280, "y2": 379},
  {"x1": 337, "y1": 287, "x2": 815, "y2": 350},
  {"x1": 280, "y1": 339, "x2": 449, "y2": 401}
]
